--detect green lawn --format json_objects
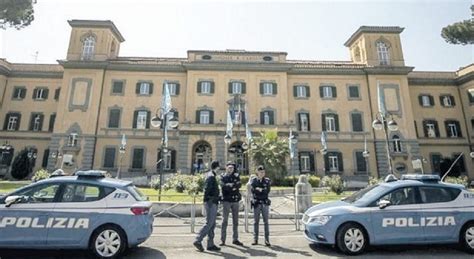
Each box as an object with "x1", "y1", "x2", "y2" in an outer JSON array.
[{"x1": 0, "y1": 181, "x2": 30, "y2": 194}]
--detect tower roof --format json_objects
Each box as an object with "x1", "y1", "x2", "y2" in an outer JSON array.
[{"x1": 344, "y1": 26, "x2": 404, "y2": 47}]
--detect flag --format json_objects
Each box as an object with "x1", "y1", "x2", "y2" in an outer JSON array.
[
  {"x1": 377, "y1": 82, "x2": 386, "y2": 115},
  {"x1": 321, "y1": 131, "x2": 327, "y2": 150},
  {"x1": 364, "y1": 135, "x2": 367, "y2": 152},
  {"x1": 162, "y1": 83, "x2": 172, "y2": 113},
  {"x1": 244, "y1": 104, "x2": 252, "y2": 141},
  {"x1": 226, "y1": 110, "x2": 233, "y2": 138},
  {"x1": 289, "y1": 129, "x2": 295, "y2": 159},
  {"x1": 121, "y1": 134, "x2": 127, "y2": 147}
]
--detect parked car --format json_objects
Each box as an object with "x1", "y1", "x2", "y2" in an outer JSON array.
[
  {"x1": 0, "y1": 170, "x2": 154, "y2": 258},
  {"x1": 303, "y1": 174, "x2": 474, "y2": 255}
]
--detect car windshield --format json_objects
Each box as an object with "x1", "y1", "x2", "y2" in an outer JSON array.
[
  {"x1": 343, "y1": 184, "x2": 390, "y2": 205},
  {"x1": 126, "y1": 185, "x2": 148, "y2": 201}
]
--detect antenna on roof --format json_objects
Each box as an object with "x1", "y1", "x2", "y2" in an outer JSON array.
[{"x1": 32, "y1": 51, "x2": 39, "y2": 63}]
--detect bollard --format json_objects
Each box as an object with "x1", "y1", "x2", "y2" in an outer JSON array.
[
  {"x1": 191, "y1": 195, "x2": 196, "y2": 233},
  {"x1": 244, "y1": 175, "x2": 254, "y2": 233}
]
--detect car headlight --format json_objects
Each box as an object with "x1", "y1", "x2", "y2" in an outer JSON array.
[{"x1": 308, "y1": 215, "x2": 332, "y2": 225}]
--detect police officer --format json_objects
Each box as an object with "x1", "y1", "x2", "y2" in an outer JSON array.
[
  {"x1": 193, "y1": 160, "x2": 221, "y2": 252},
  {"x1": 251, "y1": 165, "x2": 271, "y2": 246},
  {"x1": 220, "y1": 161, "x2": 243, "y2": 246}
]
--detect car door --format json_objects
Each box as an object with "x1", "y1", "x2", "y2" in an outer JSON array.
[
  {"x1": 0, "y1": 183, "x2": 61, "y2": 247},
  {"x1": 418, "y1": 186, "x2": 461, "y2": 242},
  {"x1": 48, "y1": 183, "x2": 107, "y2": 247},
  {"x1": 369, "y1": 186, "x2": 425, "y2": 244}
]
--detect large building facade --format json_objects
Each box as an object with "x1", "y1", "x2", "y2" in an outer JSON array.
[{"x1": 0, "y1": 20, "x2": 473, "y2": 181}]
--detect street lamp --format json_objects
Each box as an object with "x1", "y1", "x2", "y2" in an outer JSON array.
[
  {"x1": 372, "y1": 112, "x2": 398, "y2": 176},
  {"x1": 27, "y1": 149, "x2": 37, "y2": 175},
  {"x1": 289, "y1": 130, "x2": 298, "y2": 187},
  {"x1": 151, "y1": 107, "x2": 179, "y2": 201},
  {"x1": 116, "y1": 134, "x2": 126, "y2": 179}
]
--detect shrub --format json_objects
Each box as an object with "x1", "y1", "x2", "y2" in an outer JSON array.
[
  {"x1": 368, "y1": 176, "x2": 382, "y2": 186},
  {"x1": 10, "y1": 149, "x2": 32, "y2": 180},
  {"x1": 308, "y1": 175, "x2": 320, "y2": 187},
  {"x1": 320, "y1": 175, "x2": 344, "y2": 195},
  {"x1": 240, "y1": 175, "x2": 250, "y2": 186},
  {"x1": 160, "y1": 173, "x2": 206, "y2": 195},
  {"x1": 444, "y1": 176, "x2": 470, "y2": 188},
  {"x1": 32, "y1": 169, "x2": 50, "y2": 182},
  {"x1": 150, "y1": 178, "x2": 161, "y2": 191}
]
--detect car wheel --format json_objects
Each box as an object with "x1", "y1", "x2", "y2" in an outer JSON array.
[
  {"x1": 461, "y1": 222, "x2": 474, "y2": 254},
  {"x1": 336, "y1": 223, "x2": 367, "y2": 255},
  {"x1": 90, "y1": 225, "x2": 126, "y2": 258}
]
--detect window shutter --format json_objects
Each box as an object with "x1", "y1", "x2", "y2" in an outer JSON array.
[
  {"x1": 54, "y1": 88, "x2": 60, "y2": 100},
  {"x1": 429, "y1": 95, "x2": 434, "y2": 106},
  {"x1": 132, "y1": 149, "x2": 144, "y2": 169},
  {"x1": 307, "y1": 113, "x2": 311, "y2": 131},
  {"x1": 29, "y1": 114, "x2": 35, "y2": 131},
  {"x1": 209, "y1": 110, "x2": 214, "y2": 124},
  {"x1": 259, "y1": 83, "x2": 264, "y2": 94},
  {"x1": 334, "y1": 114, "x2": 339, "y2": 131},
  {"x1": 298, "y1": 153, "x2": 302, "y2": 171},
  {"x1": 44, "y1": 89, "x2": 49, "y2": 99},
  {"x1": 434, "y1": 121, "x2": 440, "y2": 137},
  {"x1": 175, "y1": 83, "x2": 180, "y2": 95},
  {"x1": 444, "y1": 121, "x2": 450, "y2": 137},
  {"x1": 21, "y1": 89, "x2": 26, "y2": 98},
  {"x1": 297, "y1": 113, "x2": 302, "y2": 131},
  {"x1": 241, "y1": 82, "x2": 246, "y2": 94},
  {"x1": 38, "y1": 114, "x2": 44, "y2": 131},
  {"x1": 310, "y1": 153, "x2": 315, "y2": 172},
  {"x1": 13, "y1": 88, "x2": 19, "y2": 98},
  {"x1": 324, "y1": 154, "x2": 329, "y2": 172},
  {"x1": 319, "y1": 87, "x2": 324, "y2": 98},
  {"x1": 332, "y1": 86, "x2": 337, "y2": 98},
  {"x1": 33, "y1": 88, "x2": 38, "y2": 99},
  {"x1": 197, "y1": 82, "x2": 202, "y2": 93},
  {"x1": 135, "y1": 83, "x2": 140, "y2": 94},
  {"x1": 337, "y1": 152, "x2": 343, "y2": 172},
  {"x1": 146, "y1": 111, "x2": 151, "y2": 129},
  {"x1": 321, "y1": 114, "x2": 327, "y2": 131},
  {"x1": 352, "y1": 113, "x2": 363, "y2": 132},
  {"x1": 49, "y1": 114, "x2": 56, "y2": 132},
  {"x1": 42, "y1": 149, "x2": 50, "y2": 168},
  {"x1": 273, "y1": 83, "x2": 277, "y2": 95},
  {"x1": 456, "y1": 121, "x2": 462, "y2": 137},
  {"x1": 228, "y1": 82, "x2": 233, "y2": 94},
  {"x1": 104, "y1": 147, "x2": 116, "y2": 168},
  {"x1": 450, "y1": 96, "x2": 455, "y2": 106},
  {"x1": 422, "y1": 120, "x2": 428, "y2": 137},
  {"x1": 293, "y1": 86, "x2": 297, "y2": 97},
  {"x1": 133, "y1": 111, "x2": 138, "y2": 128},
  {"x1": 109, "y1": 109, "x2": 120, "y2": 128},
  {"x1": 356, "y1": 152, "x2": 366, "y2": 172},
  {"x1": 157, "y1": 150, "x2": 162, "y2": 171},
  {"x1": 149, "y1": 83, "x2": 154, "y2": 95},
  {"x1": 306, "y1": 86, "x2": 310, "y2": 97},
  {"x1": 196, "y1": 110, "x2": 200, "y2": 123},
  {"x1": 418, "y1": 96, "x2": 423, "y2": 106},
  {"x1": 241, "y1": 111, "x2": 245, "y2": 124},
  {"x1": 439, "y1": 96, "x2": 444, "y2": 106},
  {"x1": 269, "y1": 111, "x2": 274, "y2": 125},
  {"x1": 210, "y1": 82, "x2": 215, "y2": 94},
  {"x1": 171, "y1": 150, "x2": 176, "y2": 170},
  {"x1": 260, "y1": 112, "x2": 264, "y2": 125},
  {"x1": 3, "y1": 115, "x2": 9, "y2": 130},
  {"x1": 15, "y1": 114, "x2": 21, "y2": 130}
]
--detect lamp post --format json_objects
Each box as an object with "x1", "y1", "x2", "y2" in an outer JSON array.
[
  {"x1": 372, "y1": 112, "x2": 398, "y2": 177},
  {"x1": 151, "y1": 107, "x2": 179, "y2": 201},
  {"x1": 116, "y1": 134, "x2": 126, "y2": 179},
  {"x1": 363, "y1": 136, "x2": 370, "y2": 175},
  {"x1": 289, "y1": 130, "x2": 298, "y2": 187},
  {"x1": 0, "y1": 142, "x2": 13, "y2": 178}
]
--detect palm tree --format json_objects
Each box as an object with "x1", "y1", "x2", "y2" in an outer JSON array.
[{"x1": 246, "y1": 130, "x2": 290, "y2": 181}]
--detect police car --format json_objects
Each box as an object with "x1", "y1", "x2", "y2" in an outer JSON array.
[
  {"x1": 0, "y1": 171, "x2": 154, "y2": 258},
  {"x1": 302, "y1": 174, "x2": 474, "y2": 255}
]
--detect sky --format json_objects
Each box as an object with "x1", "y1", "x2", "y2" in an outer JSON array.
[{"x1": 0, "y1": 0, "x2": 472, "y2": 71}]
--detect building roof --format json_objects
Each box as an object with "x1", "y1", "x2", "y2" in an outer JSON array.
[
  {"x1": 344, "y1": 26, "x2": 405, "y2": 47},
  {"x1": 68, "y1": 20, "x2": 125, "y2": 42}
]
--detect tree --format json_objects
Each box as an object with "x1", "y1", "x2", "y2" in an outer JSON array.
[
  {"x1": 246, "y1": 130, "x2": 290, "y2": 181},
  {"x1": 440, "y1": 5, "x2": 474, "y2": 45},
  {"x1": 10, "y1": 148, "x2": 33, "y2": 180},
  {"x1": 0, "y1": 0, "x2": 36, "y2": 30}
]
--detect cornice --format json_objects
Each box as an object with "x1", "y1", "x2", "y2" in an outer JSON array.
[
  {"x1": 183, "y1": 62, "x2": 292, "y2": 72},
  {"x1": 288, "y1": 67, "x2": 365, "y2": 75},
  {"x1": 363, "y1": 66, "x2": 414, "y2": 75},
  {"x1": 408, "y1": 77, "x2": 457, "y2": 86},
  {"x1": 58, "y1": 60, "x2": 109, "y2": 69},
  {"x1": 456, "y1": 71, "x2": 474, "y2": 85},
  {"x1": 9, "y1": 71, "x2": 63, "y2": 79},
  {"x1": 68, "y1": 20, "x2": 125, "y2": 42},
  {"x1": 107, "y1": 63, "x2": 186, "y2": 72},
  {"x1": 344, "y1": 26, "x2": 405, "y2": 47}
]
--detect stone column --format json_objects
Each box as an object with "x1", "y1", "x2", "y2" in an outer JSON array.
[{"x1": 295, "y1": 174, "x2": 313, "y2": 213}]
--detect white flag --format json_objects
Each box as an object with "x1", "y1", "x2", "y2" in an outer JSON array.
[
  {"x1": 289, "y1": 129, "x2": 294, "y2": 159},
  {"x1": 226, "y1": 110, "x2": 233, "y2": 138},
  {"x1": 244, "y1": 104, "x2": 252, "y2": 141},
  {"x1": 162, "y1": 83, "x2": 172, "y2": 113}
]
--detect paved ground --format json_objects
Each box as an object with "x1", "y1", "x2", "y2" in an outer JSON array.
[{"x1": 0, "y1": 218, "x2": 471, "y2": 259}]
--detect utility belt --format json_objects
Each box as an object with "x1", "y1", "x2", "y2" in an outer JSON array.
[{"x1": 251, "y1": 199, "x2": 271, "y2": 208}]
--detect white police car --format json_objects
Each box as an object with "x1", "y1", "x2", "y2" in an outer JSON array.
[
  {"x1": 0, "y1": 170, "x2": 154, "y2": 258},
  {"x1": 303, "y1": 174, "x2": 474, "y2": 255}
]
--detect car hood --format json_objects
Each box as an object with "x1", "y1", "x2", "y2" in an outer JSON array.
[{"x1": 305, "y1": 200, "x2": 355, "y2": 216}]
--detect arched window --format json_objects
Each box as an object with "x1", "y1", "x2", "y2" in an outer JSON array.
[
  {"x1": 82, "y1": 35, "x2": 96, "y2": 60},
  {"x1": 392, "y1": 135, "x2": 402, "y2": 153},
  {"x1": 376, "y1": 41, "x2": 390, "y2": 65}
]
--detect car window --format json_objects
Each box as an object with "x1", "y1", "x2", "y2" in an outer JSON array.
[
  {"x1": 419, "y1": 186, "x2": 461, "y2": 204},
  {"x1": 60, "y1": 184, "x2": 102, "y2": 202},
  {"x1": 15, "y1": 183, "x2": 61, "y2": 203},
  {"x1": 379, "y1": 187, "x2": 417, "y2": 206},
  {"x1": 344, "y1": 184, "x2": 390, "y2": 205},
  {"x1": 126, "y1": 185, "x2": 148, "y2": 201}
]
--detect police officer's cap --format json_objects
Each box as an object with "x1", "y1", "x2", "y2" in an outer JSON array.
[
  {"x1": 210, "y1": 160, "x2": 220, "y2": 169},
  {"x1": 226, "y1": 161, "x2": 236, "y2": 167},
  {"x1": 257, "y1": 165, "x2": 265, "y2": 171}
]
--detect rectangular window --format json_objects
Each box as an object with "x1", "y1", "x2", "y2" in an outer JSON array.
[
  {"x1": 329, "y1": 155, "x2": 338, "y2": 172},
  {"x1": 49, "y1": 114, "x2": 56, "y2": 132},
  {"x1": 468, "y1": 89, "x2": 474, "y2": 104},
  {"x1": 35, "y1": 88, "x2": 47, "y2": 100},
  {"x1": 132, "y1": 148, "x2": 144, "y2": 169},
  {"x1": 442, "y1": 96, "x2": 452, "y2": 107},
  {"x1": 263, "y1": 83, "x2": 273, "y2": 95},
  {"x1": 426, "y1": 123, "x2": 436, "y2": 137},
  {"x1": 323, "y1": 86, "x2": 333, "y2": 98},
  {"x1": 32, "y1": 114, "x2": 42, "y2": 131},
  {"x1": 7, "y1": 116, "x2": 18, "y2": 131},
  {"x1": 355, "y1": 151, "x2": 367, "y2": 173},
  {"x1": 139, "y1": 82, "x2": 150, "y2": 95},
  {"x1": 421, "y1": 95, "x2": 431, "y2": 107},
  {"x1": 167, "y1": 83, "x2": 177, "y2": 95},
  {"x1": 103, "y1": 147, "x2": 116, "y2": 168},
  {"x1": 108, "y1": 109, "x2": 121, "y2": 128},
  {"x1": 300, "y1": 154, "x2": 310, "y2": 172},
  {"x1": 326, "y1": 116, "x2": 336, "y2": 132},
  {"x1": 200, "y1": 111, "x2": 210, "y2": 124},
  {"x1": 296, "y1": 86, "x2": 307, "y2": 98},
  {"x1": 264, "y1": 112, "x2": 270, "y2": 125},
  {"x1": 232, "y1": 82, "x2": 242, "y2": 94},
  {"x1": 348, "y1": 86, "x2": 360, "y2": 98},
  {"x1": 13, "y1": 87, "x2": 26, "y2": 99},
  {"x1": 164, "y1": 152, "x2": 172, "y2": 170},
  {"x1": 67, "y1": 133, "x2": 78, "y2": 147},
  {"x1": 447, "y1": 123, "x2": 458, "y2": 137},
  {"x1": 54, "y1": 88, "x2": 61, "y2": 100},
  {"x1": 112, "y1": 81, "x2": 124, "y2": 94},
  {"x1": 351, "y1": 113, "x2": 363, "y2": 132},
  {"x1": 299, "y1": 113, "x2": 309, "y2": 131},
  {"x1": 201, "y1": 82, "x2": 211, "y2": 94},
  {"x1": 136, "y1": 111, "x2": 147, "y2": 129}
]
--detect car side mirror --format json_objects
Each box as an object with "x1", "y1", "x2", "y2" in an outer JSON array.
[
  {"x1": 378, "y1": 199, "x2": 391, "y2": 209},
  {"x1": 5, "y1": 195, "x2": 23, "y2": 207}
]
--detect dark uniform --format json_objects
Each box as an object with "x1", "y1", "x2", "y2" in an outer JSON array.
[
  {"x1": 220, "y1": 163, "x2": 242, "y2": 245},
  {"x1": 251, "y1": 175, "x2": 271, "y2": 245},
  {"x1": 194, "y1": 161, "x2": 220, "y2": 252}
]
